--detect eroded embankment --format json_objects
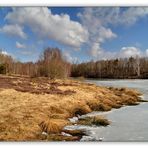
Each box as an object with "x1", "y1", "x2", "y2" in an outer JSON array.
[{"x1": 0, "y1": 75, "x2": 145, "y2": 141}]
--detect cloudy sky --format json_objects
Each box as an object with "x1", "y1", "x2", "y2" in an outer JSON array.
[{"x1": 0, "y1": 7, "x2": 148, "y2": 62}]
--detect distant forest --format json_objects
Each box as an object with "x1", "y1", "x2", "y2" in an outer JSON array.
[
  {"x1": 0, "y1": 47, "x2": 148, "y2": 79},
  {"x1": 71, "y1": 57, "x2": 148, "y2": 79}
]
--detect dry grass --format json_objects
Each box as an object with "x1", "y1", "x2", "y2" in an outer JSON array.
[
  {"x1": 39, "y1": 118, "x2": 69, "y2": 134},
  {"x1": 0, "y1": 75, "x2": 143, "y2": 141},
  {"x1": 46, "y1": 134, "x2": 80, "y2": 141},
  {"x1": 62, "y1": 129, "x2": 86, "y2": 137},
  {"x1": 78, "y1": 116, "x2": 110, "y2": 126}
]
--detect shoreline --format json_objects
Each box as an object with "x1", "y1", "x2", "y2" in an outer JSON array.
[
  {"x1": 0, "y1": 75, "x2": 146, "y2": 141},
  {"x1": 71, "y1": 76, "x2": 148, "y2": 81},
  {"x1": 61, "y1": 94, "x2": 146, "y2": 142}
]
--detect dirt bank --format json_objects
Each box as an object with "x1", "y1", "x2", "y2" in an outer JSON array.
[{"x1": 0, "y1": 74, "x2": 143, "y2": 141}]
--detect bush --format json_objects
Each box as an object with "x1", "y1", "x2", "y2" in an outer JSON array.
[
  {"x1": 0, "y1": 64, "x2": 6, "y2": 74},
  {"x1": 37, "y1": 47, "x2": 71, "y2": 79}
]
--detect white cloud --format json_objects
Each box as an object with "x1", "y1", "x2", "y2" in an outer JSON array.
[
  {"x1": 2, "y1": 7, "x2": 148, "y2": 61},
  {"x1": 90, "y1": 49, "x2": 117, "y2": 60},
  {"x1": 98, "y1": 27, "x2": 117, "y2": 43},
  {"x1": 118, "y1": 46, "x2": 141, "y2": 58},
  {"x1": 78, "y1": 7, "x2": 148, "y2": 59},
  {"x1": 78, "y1": 8, "x2": 117, "y2": 58},
  {"x1": 0, "y1": 24, "x2": 27, "y2": 39},
  {"x1": 0, "y1": 50, "x2": 8, "y2": 55},
  {"x1": 5, "y1": 7, "x2": 88, "y2": 48},
  {"x1": 79, "y1": 7, "x2": 148, "y2": 26},
  {"x1": 90, "y1": 43, "x2": 102, "y2": 57},
  {"x1": 146, "y1": 49, "x2": 148, "y2": 57},
  {"x1": 16, "y1": 41, "x2": 26, "y2": 49},
  {"x1": 88, "y1": 27, "x2": 116, "y2": 57},
  {"x1": 63, "y1": 51, "x2": 78, "y2": 63},
  {"x1": 90, "y1": 46, "x2": 146, "y2": 61},
  {"x1": 120, "y1": 7, "x2": 148, "y2": 25}
]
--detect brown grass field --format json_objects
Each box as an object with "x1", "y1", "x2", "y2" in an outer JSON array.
[{"x1": 0, "y1": 74, "x2": 144, "y2": 141}]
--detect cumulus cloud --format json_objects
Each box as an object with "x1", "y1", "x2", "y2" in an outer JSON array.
[
  {"x1": 0, "y1": 50, "x2": 8, "y2": 55},
  {"x1": 92, "y1": 50, "x2": 117, "y2": 60},
  {"x1": 62, "y1": 51, "x2": 78, "y2": 63},
  {"x1": 79, "y1": 7, "x2": 148, "y2": 26},
  {"x1": 98, "y1": 27, "x2": 117, "y2": 42},
  {"x1": 0, "y1": 24, "x2": 27, "y2": 39},
  {"x1": 5, "y1": 7, "x2": 88, "y2": 48},
  {"x1": 16, "y1": 41, "x2": 26, "y2": 49},
  {"x1": 89, "y1": 27, "x2": 116, "y2": 57},
  {"x1": 89, "y1": 43, "x2": 102, "y2": 57},
  {"x1": 90, "y1": 46, "x2": 146, "y2": 61},
  {"x1": 2, "y1": 7, "x2": 148, "y2": 61},
  {"x1": 120, "y1": 7, "x2": 148, "y2": 25},
  {"x1": 146, "y1": 49, "x2": 148, "y2": 57},
  {"x1": 118, "y1": 47, "x2": 142, "y2": 58},
  {"x1": 78, "y1": 8, "x2": 117, "y2": 58},
  {"x1": 78, "y1": 7, "x2": 148, "y2": 59}
]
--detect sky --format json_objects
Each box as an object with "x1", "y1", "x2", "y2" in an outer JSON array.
[{"x1": 0, "y1": 7, "x2": 148, "y2": 63}]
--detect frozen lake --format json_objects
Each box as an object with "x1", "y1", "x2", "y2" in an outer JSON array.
[{"x1": 66, "y1": 79, "x2": 148, "y2": 142}]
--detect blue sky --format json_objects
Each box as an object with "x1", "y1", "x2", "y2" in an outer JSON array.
[{"x1": 0, "y1": 7, "x2": 148, "y2": 62}]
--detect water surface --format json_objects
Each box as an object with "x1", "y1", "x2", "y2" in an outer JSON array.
[{"x1": 66, "y1": 79, "x2": 148, "y2": 142}]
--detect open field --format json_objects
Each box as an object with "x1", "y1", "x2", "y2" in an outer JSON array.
[{"x1": 0, "y1": 74, "x2": 144, "y2": 141}]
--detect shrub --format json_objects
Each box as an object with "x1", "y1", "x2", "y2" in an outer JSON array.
[
  {"x1": 37, "y1": 47, "x2": 71, "y2": 79},
  {"x1": 0, "y1": 64, "x2": 6, "y2": 74}
]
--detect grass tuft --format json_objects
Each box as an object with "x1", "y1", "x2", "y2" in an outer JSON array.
[
  {"x1": 39, "y1": 118, "x2": 69, "y2": 134},
  {"x1": 97, "y1": 103, "x2": 112, "y2": 111},
  {"x1": 78, "y1": 115, "x2": 110, "y2": 126}
]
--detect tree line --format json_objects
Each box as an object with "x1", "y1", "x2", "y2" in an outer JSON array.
[
  {"x1": 0, "y1": 47, "x2": 148, "y2": 79},
  {"x1": 0, "y1": 47, "x2": 71, "y2": 79},
  {"x1": 71, "y1": 57, "x2": 148, "y2": 79}
]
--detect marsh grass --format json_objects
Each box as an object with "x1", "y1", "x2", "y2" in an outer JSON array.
[
  {"x1": 78, "y1": 116, "x2": 110, "y2": 126},
  {"x1": 72, "y1": 105, "x2": 92, "y2": 116},
  {"x1": 39, "y1": 118, "x2": 69, "y2": 134},
  {"x1": 96, "y1": 103, "x2": 112, "y2": 111},
  {"x1": 0, "y1": 75, "x2": 144, "y2": 141}
]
